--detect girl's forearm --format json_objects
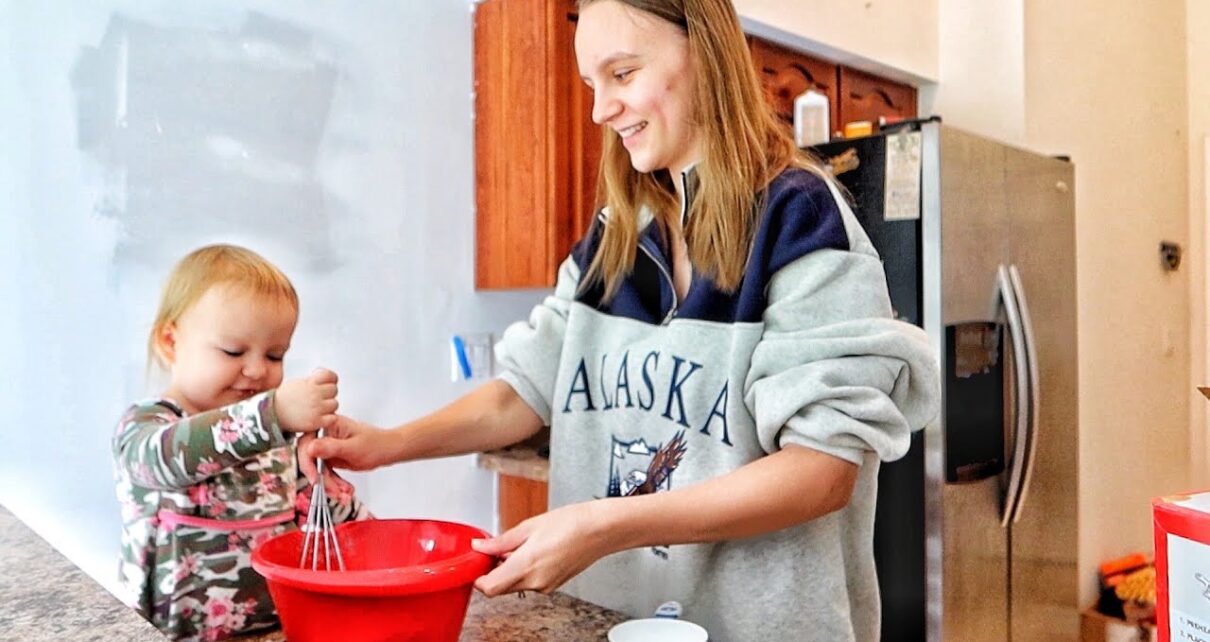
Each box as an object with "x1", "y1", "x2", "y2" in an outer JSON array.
[
  {"x1": 600, "y1": 445, "x2": 859, "y2": 551},
  {"x1": 384, "y1": 379, "x2": 545, "y2": 461}
]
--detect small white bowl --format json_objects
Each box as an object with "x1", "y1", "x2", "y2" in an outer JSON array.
[{"x1": 608, "y1": 618, "x2": 709, "y2": 642}]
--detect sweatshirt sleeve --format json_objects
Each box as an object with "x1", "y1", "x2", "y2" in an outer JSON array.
[
  {"x1": 742, "y1": 183, "x2": 941, "y2": 465},
  {"x1": 113, "y1": 392, "x2": 289, "y2": 490},
  {"x1": 494, "y1": 256, "x2": 581, "y2": 425}
]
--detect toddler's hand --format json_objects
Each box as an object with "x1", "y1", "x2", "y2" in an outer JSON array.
[{"x1": 275, "y1": 368, "x2": 339, "y2": 433}]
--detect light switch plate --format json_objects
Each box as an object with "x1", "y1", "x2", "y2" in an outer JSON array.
[{"x1": 450, "y1": 332, "x2": 493, "y2": 381}]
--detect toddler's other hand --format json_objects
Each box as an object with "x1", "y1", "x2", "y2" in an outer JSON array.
[{"x1": 276, "y1": 368, "x2": 339, "y2": 433}]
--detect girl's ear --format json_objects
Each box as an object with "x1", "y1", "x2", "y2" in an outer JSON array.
[{"x1": 153, "y1": 322, "x2": 178, "y2": 366}]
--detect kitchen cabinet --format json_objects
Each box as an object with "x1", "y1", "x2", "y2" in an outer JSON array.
[
  {"x1": 748, "y1": 37, "x2": 840, "y2": 137},
  {"x1": 473, "y1": 0, "x2": 596, "y2": 289},
  {"x1": 837, "y1": 65, "x2": 917, "y2": 131},
  {"x1": 499, "y1": 474, "x2": 548, "y2": 532},
  {"x1": 473, "y1": 3, "x2": 917, "y2": 290},
  {"x1": 747, "y1": 38, "x2": 918, "y2": 139}
]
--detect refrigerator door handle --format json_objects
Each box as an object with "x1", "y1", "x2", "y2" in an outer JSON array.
[
  {"x1": 997, "y1": 265, "x2": 1030, "y2": 528},
  {"x1": 1008, "y1": 265, "x2": 1041, "y2": 523}
]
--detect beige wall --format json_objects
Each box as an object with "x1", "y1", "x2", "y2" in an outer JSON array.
[
  {"x1": 920, "y1": 0, "x2": 1025, "y2": 144},
  {"x1": 1189, "y1": 0, "x2": 1210, "y2": 486},
  {"x1": 751, "y1": 0, "x2": 1195, "y2": 610},
  {"x1": 734, "y1": 0, "x2": 938, "y2": 84},
  {"x1": 1022, "y1": 0, "x2": 1191, "y2": 606}
]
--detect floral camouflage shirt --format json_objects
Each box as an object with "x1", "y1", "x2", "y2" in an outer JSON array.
[{"x1": 113, "y1": 392, "x2": 371, "y2": 641}]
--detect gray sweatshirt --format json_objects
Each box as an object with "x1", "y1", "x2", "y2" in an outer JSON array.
[{"x1": 496, "y1": 167, "x2": 940, "y2": 642}]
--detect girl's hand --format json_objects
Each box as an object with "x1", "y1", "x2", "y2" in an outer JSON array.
[
  {"x1": 295, "y1": 435, "x2": 356, "y2": 501},
  {"x1": 298, "y1": 414, "x2": 394, "y2": 482},
  {"x1": 275, "y1": 368, "x2": 339, "y2": 433},
  {"x1": 471, "y1": 500, "x2": 619, "y2": 597}
]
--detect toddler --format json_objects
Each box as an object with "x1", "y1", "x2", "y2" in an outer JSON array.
[{"x1": 113, "y1": 244, "x2": 371, "y2": 641}]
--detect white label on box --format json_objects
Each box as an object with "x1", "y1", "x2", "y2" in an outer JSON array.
[{"x1": 1169, "y1": 532, "x2": 1210, "y2": 641}]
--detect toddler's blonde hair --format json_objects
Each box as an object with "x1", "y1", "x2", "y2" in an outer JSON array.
[{"x1": 148, "y1": 244, "x2": 298, "y2": 369}]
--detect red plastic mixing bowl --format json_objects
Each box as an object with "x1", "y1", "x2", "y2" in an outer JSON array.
[{"x1": 251, "y1": 519, "x2": 493, "y2": 642}]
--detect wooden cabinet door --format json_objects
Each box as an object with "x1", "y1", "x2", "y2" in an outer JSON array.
[
  {"x1": 749, "y1": 37, "x2": 839, "y2": 137},
  {"x1": 557, "y1": 7, "x2": 602, "y2": 264},
  {"x1": 474, "y1": 0, "x2": 599, "y2": 289},
  {"x1": 837, "y1": 66, "x2": 917, "y2": 131},
  {"x1": 498, "y1": 475, "x2": 548, "y2": 532},
  {"x1": 474, "y1": 0, "x2": 556, "y2": 288}
]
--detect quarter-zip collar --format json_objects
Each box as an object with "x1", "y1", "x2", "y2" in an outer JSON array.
[
  {"x1": 633, "y1": 165, "x2": 701, "y2": 325},
  {"x1": 676, "y1": 163, "x2": 700, "y2": 229}
]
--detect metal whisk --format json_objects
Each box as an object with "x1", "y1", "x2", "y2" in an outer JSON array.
[{"x1": 300, "y1": 430, "x2": 346, "y2": 571}]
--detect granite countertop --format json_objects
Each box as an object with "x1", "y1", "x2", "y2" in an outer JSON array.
[
  {"x1": 476, "y1": 428, "x2": 551, "y2": 482},
  {"x1": 0, "y1": 503, "x2": 627, "y2": 642},
  {"x1": 476, "y1": 445, "x2": 550, "y2": 482},
  {"x1": 0, "y1": 504, "x2": 165, "y2": 642},
  {"x1": 234, "y1": 592, "x2": 629, "y2": 641}
]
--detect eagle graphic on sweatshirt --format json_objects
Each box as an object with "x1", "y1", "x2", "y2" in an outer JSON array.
[{"x1": 607, "y1": 430, "x2": 687, "y2": 498}]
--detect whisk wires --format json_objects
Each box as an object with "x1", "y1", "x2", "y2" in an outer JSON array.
[{"x1": 299, "y1": 430, "x2": 346, "y2": 571}]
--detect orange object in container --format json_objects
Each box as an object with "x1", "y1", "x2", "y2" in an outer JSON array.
[
  {"x1": 252, "y1": 519, "x2": 492, "y2": 642},
  {"x1": 1099, "y1": 552, "x2": 1148, "y2": 578},
  {"x1": 842, "y1": 120, "x2": 874, "y2": 138}
]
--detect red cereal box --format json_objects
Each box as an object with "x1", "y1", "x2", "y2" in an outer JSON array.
[{"x1": 1154, "y1": 489, "x2": 1210, "y2": 641}]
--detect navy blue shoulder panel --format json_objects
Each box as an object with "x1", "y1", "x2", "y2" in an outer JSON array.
[
  {"x1": 679, "y1": 168, "x2": 850, "y2": 323},
  {"x1": 569, "y1": 168, "x2": 850, "y2": 325},
  {"x1": 570, "y1": 215, "x2": 669, "y2": 325},
  {"x1": 755, "y1": 168, "x2": 851, "y2": 276}
]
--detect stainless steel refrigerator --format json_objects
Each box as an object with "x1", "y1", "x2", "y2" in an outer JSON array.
[{"x1": 812, "y1": 119, "x2": 1078, "y2": 642}]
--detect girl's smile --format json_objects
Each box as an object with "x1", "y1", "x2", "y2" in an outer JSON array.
[{"x1": 618, "y1": 121, "x2": 648, "y2": 145}]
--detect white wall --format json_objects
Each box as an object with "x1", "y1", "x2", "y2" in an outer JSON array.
[{"x1": 0, "y1": 0, "x2": 545, "y2": 595}]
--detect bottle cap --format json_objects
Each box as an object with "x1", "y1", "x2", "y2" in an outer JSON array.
[{"x1": 654, "y1": 601, "x2": 683, "y2": 619}]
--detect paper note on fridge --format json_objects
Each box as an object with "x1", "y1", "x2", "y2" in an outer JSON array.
[{"x1": 884, "y1": 131, "x2": 921, "y2": 221}]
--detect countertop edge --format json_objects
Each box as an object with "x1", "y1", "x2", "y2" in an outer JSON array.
[{"x1": 476, "y1": 447, "x2": 549, "y2": 482}]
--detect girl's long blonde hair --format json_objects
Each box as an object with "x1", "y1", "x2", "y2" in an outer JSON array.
[
  {"x1": 148, "y1": 244, "x2": 298, "y2": 369},
  {"x1": 579, "y1": 0, "x2": 823, "y2": 300}
]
